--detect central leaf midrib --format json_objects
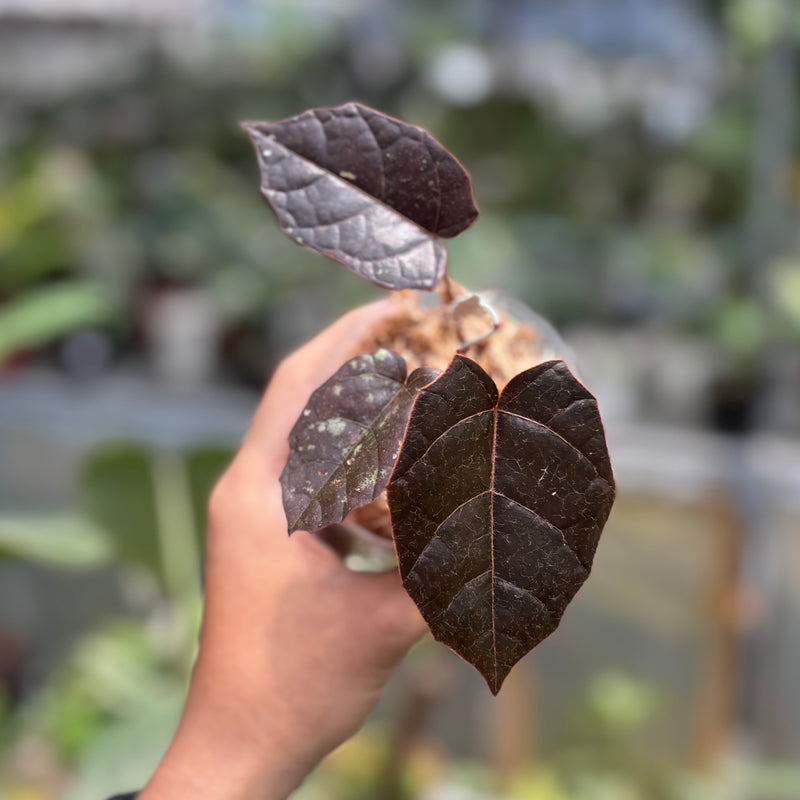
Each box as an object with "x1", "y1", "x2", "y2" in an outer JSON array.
[
  {"x1": 410, "y1": 405, "x2": 587, "y2": 690},
  {"x1": 488, "y1": 406, "x2": 498, "y2": 690}
]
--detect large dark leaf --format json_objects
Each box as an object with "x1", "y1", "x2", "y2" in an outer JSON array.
[
  {"x1": 281, "y1": 349, "x2": 439, "y2": 533},
  {"x1": 243, "y1": 103, "x2": 478, "y2": 290},
  {"x1": 388, "y1": 356, "x2": 615, "y2": 693}
]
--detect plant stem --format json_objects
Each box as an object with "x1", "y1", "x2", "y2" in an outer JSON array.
[
  {"x1": 437, "y1": 274, "x2": 456, "y2": 305},
  {"x1": 151, "y1": 451, "x2": 203, "y2": 666}
]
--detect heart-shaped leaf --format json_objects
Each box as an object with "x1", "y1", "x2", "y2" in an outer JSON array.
[
  {"x1": 243, "y1": 103, "x2": 478, "y2": 290},
  {"x1": 281, "y1": 349, "x2": 439, "y2": 533},
  {"x1": 387, "y1": 356, "x2": 615, "y2": 693}
]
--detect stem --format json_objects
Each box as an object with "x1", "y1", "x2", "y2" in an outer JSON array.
[
  {"x1": 437, "y1": 275, "x2": 468, "y2": 344},
  {"x1": 437, "y1": 274, "x2": 456, "y2": 305},
  {"x1": 151, "y1": 451, "x2": 203, "y2": 664}
]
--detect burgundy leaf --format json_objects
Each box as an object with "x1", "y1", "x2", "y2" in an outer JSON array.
[
  {"x1": 242, "y1": 103, "x2": 478, "y2": 290},
  {"x1": 387, "y1": 356, "x2": 615, "y2": 693},
  {"x1": 281, "y1": 349, "x2": 439, "y2": 533}
]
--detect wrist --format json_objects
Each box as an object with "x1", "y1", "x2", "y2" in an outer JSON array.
[
  {"x1": 139, "y1": 676, "x2": 318, "y2": 800},
  {"x1": 139, "y1": 722, "x2": 311, "y2": 800}
]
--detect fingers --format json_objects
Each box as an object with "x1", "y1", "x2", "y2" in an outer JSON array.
[{"x1": 240, "y1": 299, "x2": 394, "y2": 475}]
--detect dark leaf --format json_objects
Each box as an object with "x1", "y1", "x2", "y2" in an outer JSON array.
[
  {"x1": 243, "y1": 102, "x2": 478, "y2": 290},
  {"x1": 281, "y1": 349, "x2": 439, "y2": 533},
  {"x1": 388, "y1": 356, "x2": 615, "y2": 693}
]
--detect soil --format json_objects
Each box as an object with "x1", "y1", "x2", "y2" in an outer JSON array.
[{"x1": 350, "y1": 285, "x2": 548, "y2": 389}]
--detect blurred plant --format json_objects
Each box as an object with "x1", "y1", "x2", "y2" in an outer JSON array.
[
  {"x1": 0, "y1": 0, "x2": 794, "y2": 389},
  {"x1": 0, "y1": 282, "x2": 115, "y2": 367},
  {"x1": 726, "y1": 0, "x2": 800, "y2": 52},
  {"x1": 0, "y1": 515, "x2": 111, "y2": 569},
  {"x1": 293, "y1": 722, "x2": 447, "y2": 800},
  {"x1": 710, "y1": 293, "x2": 768, "y2": 369},
  {"x1": 0, "y1": 442, "x2": 233, "y2": 799},
  {"x1": 770, "y1": 256, "x2": 800, "y2": 337},
  {"x1": 342, "y1": 670, "x2": 800, "y2": 799},
  {"x1": 289, "y1": 669, "x2": 800, "y2": 800},
  {"x1": 18, "y1": 622, "x2": 185, "y2": 763},
  {"x1": 584, "y1": 672, "x2": 660, "y2": 738},
  {"x1": 0, "y1": 149, "x2": 125, "y2": 368}
]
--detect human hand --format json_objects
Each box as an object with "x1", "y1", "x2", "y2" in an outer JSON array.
[{"x1": 139, "y1": 301, "x2": 427, "y2": 800}]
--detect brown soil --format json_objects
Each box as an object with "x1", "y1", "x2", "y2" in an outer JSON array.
[{"x1": 351, "y1": 286, "x2": 548, "y2": 389}]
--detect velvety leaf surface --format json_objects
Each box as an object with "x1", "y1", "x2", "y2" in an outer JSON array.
[
  {"x1": 243, "y1": 103, "x2": 478, "y2": 290},
  {"x1": 281, "y1": 349, "x2": 438, "y2": 533},
  {"x1": 388, "y1": 356, "x2": 615, "y2": 693}
]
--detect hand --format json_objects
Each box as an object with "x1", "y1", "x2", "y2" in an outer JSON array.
[{"x1": 139, "y1": 301, "x2": 427, "y2": 800}]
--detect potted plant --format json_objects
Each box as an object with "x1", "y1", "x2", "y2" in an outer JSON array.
[{"x1": 243, "y1": 103, "x2": 616, "y2": 694}]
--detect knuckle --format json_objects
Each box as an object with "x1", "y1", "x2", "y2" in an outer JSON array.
[
  {"x1": 206, "y1": 468, "x2": 242, "y2": 530},
  {"x1": 205, "y1": 459, "x2": 264, "y2": 534},
  {"x1": 271, "y1": 352, "x2": 301, "y2": 385},
  {"x1": 206, "y1": 476, "x2": 231, "y2": 530}
]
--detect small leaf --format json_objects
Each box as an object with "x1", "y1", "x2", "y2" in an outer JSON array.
[
  {"x1": 243, "y1": 102, "x2": 478, "y2": 290},
  {"x1": 281, "y1": 349, "x2": 439, "y2": 533},
  {"x1": 0, "y1": 281, "x2": 114, "y2": 365},
  {"x1": 388, "y1": 356, "x2": 615, "y2": 693}
]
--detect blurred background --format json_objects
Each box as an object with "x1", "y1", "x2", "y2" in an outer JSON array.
[{"x1": 1, "y1": 0, "x2": 800, "y2": 797}]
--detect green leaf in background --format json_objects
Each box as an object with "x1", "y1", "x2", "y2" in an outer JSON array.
[
  {"x1": 772, "y1": 257, "x2": 800, "y2": 336},
  {"x1": 0, "y1": 170, "x2": 54, "y2": 261},
  {"x1": 0, "y1": 281, "x2": 114, "y2": 364},
  {"x1": 748, "y1": 763, "x2": 800, "y2": 799},
  {"x1": 79, "y1": 445, "x2": 162, "y2": 579},
  {"x1": 0, "y1": 515, "x2": 112, "y2": 568},
  {"x1": 26, "y1": 622, "x2": 187, "y2": 761},
  {"x1": 712, "y1": 295, "x2": 767, "y2": 363},
  {"x1": 60, "y1": 696, "x2": 183, "y2": 800},
  {"x1": 726, "y1": 0, "x2": 785, "y2": 50},
  {"x1": 79, "y1": 444, "x2": 216, "y2": 599},
  {"x1": 38, "y1": 625, "x2": 187, "y2": 799},
  {"x1": 587, "y1": 672, "x2": 659, "y2": 736},
  {"x1": 185, "y1": 445, "x2": 235, "y2": 552}
]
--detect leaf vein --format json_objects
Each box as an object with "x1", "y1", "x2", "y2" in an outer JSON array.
[{"x1": 498, "y1": 410, "x2": 608, "y2": 485}]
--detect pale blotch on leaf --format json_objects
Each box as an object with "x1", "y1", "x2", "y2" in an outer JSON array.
[
  {"x1": 281, "y1": 350, "x2": 440, "y2": 534},
  {"x1": 326, "y1": 418, "x2": 347, "y2": 437}
]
